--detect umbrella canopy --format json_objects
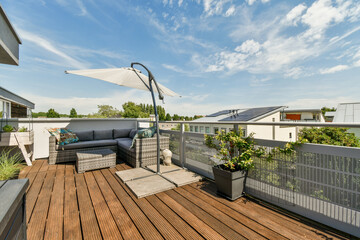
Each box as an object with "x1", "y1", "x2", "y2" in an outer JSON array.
[{"x1": 65, "y1": 67, "x2": 179, "y2": 97}]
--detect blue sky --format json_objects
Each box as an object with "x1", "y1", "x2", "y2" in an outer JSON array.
[{"x1": 1, "y1": 0, "x2": 360, "y2": 116}]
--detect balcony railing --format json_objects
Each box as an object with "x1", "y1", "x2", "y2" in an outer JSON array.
[{"x1": 142, "y1": 120, "x2": 360, "y2": 238}]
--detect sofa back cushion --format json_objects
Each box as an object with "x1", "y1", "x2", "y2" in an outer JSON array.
[
  {"x1": 94, "y1": 129, "x2": 113, "y2": 140},
  {"x1": 74, "y1": 130, "x2": 94, "y2": 141},
  {"x1": 114, "y1": 128, "x2": 132, "y2": 139},
  {"x1": 129, "y1": 129, "x2": 138, "y2": 139}
]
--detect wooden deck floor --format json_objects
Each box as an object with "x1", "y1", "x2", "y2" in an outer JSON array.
[{"x1": 18, "y1": 159, "x2": 352, "y2": 240}]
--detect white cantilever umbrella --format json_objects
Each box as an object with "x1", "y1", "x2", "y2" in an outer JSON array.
[
  {"x1": 65, "y1": 62, "x2": 179, "y2": 174},
  {"x1": 65, "y1": 67, "x2": 179, "y2": 97}
]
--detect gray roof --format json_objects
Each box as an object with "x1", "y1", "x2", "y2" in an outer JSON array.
[
  {"x1": 333, "y1": 103, "x2": 360, "y2": 122},
  {"x1": 193, "y1": 106, "x2": 285, "y2": 123},
  {"x1": 0, "y1": 87, "x2": 35, "y2": 109}
]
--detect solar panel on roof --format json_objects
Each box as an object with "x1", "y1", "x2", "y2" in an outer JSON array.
[
  {"x1": 206, "y1": 110, "x2": 232, "y2": 117},
  {"x1": 219, "y1": 106, "x2": 282, "y2": 121}
]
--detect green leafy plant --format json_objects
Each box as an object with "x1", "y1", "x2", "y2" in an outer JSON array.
[
  {"x1": 0, "y1": 148, "x2": 24, "y2": 180},
  {"x1": 298, "y1": 127, "x2": 360, "y2": 147},
  {"x1": 2, "y1": 124, "x2": 14, "y2": 132},
  {"x1": 18, "y1": 127, "x2": 28, "y2": 132},
  {"x1": 205, "y1": 130, "x2": 274, "y2": 171}
]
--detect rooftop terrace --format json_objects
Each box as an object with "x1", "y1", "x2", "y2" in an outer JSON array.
[{"x1": 19, "y1": 159, "x2": 351, "y2": 240}]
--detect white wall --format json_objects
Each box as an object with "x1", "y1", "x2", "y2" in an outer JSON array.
[{"x1": 7, "y1": 118, "x2": 141, "y2": 159}]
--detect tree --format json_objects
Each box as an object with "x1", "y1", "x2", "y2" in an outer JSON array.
[
  {"x1": 299, "y1": 127, "x2": 360, "y2": 147},
  {"x1": 97, "y1": 105, "x2": 122, "y2": 118},
  {"x1": 32, "y1": 112, "x2": 47, "y2": 118},
  {"x1": 122, "y1": 102, "x2": 148, "y2": 118},
  {"x1": 173, "y1": 114, "x2": 180, "y2": 120},
  {"x1": 165, "y1": 113, "x2": 172, "y2": 121},
  {"x1": 46, "y1": 108, "x2": 60, "y2": 118},
  {"x1": 70, "y1": 108, "x2": 78, "y2": 118}
]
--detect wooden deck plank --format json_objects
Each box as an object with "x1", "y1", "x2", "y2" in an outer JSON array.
[
  {"x1": 27, "y1": 164, "x2": 57, "y2": 240},
  {"x1": 25, "y1": 160, "x2": 49, "y2": 223},
  {"x1": 92, "y1": 170, "x2": 143, "y2": 240},
  {"x1": 24, "y1": 160, "x2": 44, "y2": 192},
  {"x1": 18, "y1": 163, "x2": 33, "y2": 179},
  {"x1": 44, "y1": 164, "x2": 65, "y2": 240},
  {"x1": 110, "y1": 168, "x2": 185, "y2": 240},
  {"x1": 146, "y1": 195, "x2": 204, "y2": 240},
  {"x1": 190, "y1": 182, "x2": 338, "y2": 240},
  {"x1": 156, "y1": 191, "x2": 225, "y2": 240},
  {"x1": 102, "y1": 168, "x2": 164, "y2": 240},
  {"x1": 165, "y1": 189, "x2": 247, "y2": 240},
  {"x1": 84, "y1": 171, "x2": 123, "y2": 240},
  {"x1": 236, "y1": 195, "x2": 349, "y2": 240},
  {"x1": 180, "y1": 185, "x2": 287, "y2": 240},
  {"x1": 63, "y1": 164, "x2": 82, "y2": 240},
  {"x1": 75, "y1": 173, "x2": 103, "y2": 240}
]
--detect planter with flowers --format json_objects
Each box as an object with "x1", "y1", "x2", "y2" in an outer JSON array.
[{"x1": 205, "y1": 130, "x2": 274, "y2": 200}]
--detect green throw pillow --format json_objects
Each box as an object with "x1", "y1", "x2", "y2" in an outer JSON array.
[{"x1": 130, "y1": 126, "x2": 156, "y2": 149}]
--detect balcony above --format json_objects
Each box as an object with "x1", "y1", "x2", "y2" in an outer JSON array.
[{"x1": 0, "y1": 4, "x2": 21, "y2": 66}]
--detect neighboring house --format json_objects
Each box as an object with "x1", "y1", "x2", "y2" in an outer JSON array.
[
  {"x1": 280, "y1": 109, "x2": 325, "y2": 122},
  {"x1": 0, "y1": 4, "x2": 21, "y2": 65},
  {"x1": 332, "y1": 102, "x2": 360, "y2": 137},
  {"x1": 0, "y1": 87, "x2": 35, "y2": 119},
  {"x1": 190, "y1": 106, "x2": 325, "y2": 141}
]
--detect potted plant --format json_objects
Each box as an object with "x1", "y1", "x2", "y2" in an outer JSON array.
[{"x1": 205, "y1": 130, "x2": 273, "y2": 200}]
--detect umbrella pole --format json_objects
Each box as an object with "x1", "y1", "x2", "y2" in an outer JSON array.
[{"x1": 148, "y1": 81, "x2": 161, "y2": 174}]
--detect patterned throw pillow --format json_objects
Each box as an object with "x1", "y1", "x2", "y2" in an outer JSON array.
[
  {"x1": 130, "y1": 126, "x2": 157, "y2": 149},
  {"x1": 48, "y1": 128, "x2": 79, "y2": 145}
]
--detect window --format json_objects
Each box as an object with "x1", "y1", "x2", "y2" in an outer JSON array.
[
  {"x1": 195, "y1": 126, "x2": 199, "y2": 132},
  {"x1": 200, "y1": 126, "x2": 204, "y2": 133},
  {"x1": 289, "y1": 132, "x2": 292, "y2": 139},
  {"x1": 190, "y1": 126, "x2": 193, "y2": 132},
  {"x1": 205, "y1": 127, "x2": 210, "y2": 134},
  {"x1": 214, "y1": 127, "x2": 219, "y2": 134}
]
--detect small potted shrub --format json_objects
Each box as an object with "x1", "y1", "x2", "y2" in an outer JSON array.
[
  {"x1": 0, "y1": 148, "x2": 23, "y2": 180},
  {"x1": 205, "y1": 130, "x2": 273, "y2": 200},
  {"x1": 2, "y1": 124, "x2": 14, "y2": 132}
]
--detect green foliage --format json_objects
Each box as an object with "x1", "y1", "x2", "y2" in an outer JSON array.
[
  {"x1": 171, "y1": 123, "x2": 190, "y2": 132},
  {"x1": 122, "y1": 102, "x2": 148, "y2": 118},
  {"x1": 321, "y1": 106, "x2": 336, "y2": 116},
  {"x1": 97, "y1": 105, "x2": 122, "y2": 118},
  {"x1": 70, "y1": 108, "x2": 78, "y2": 118},
  {"x1": 32, "y1": 111, "x2": 47, "y2": 118},
  {"x1": 46, "y1": 108, "x2": 60, "y2": 118},
  {"x1": 0, "y1": 148, "x2": 23, "y2": 180},
  {"x1": 18, "y1": 127, "x2": 27, "y2": 132},
  {"x1": 298, "y1": 127, "x2": 360, "y2": 147},
  {"x1": 205, "y1": 130, "x2": 274, "y2": 171},
  {"x1": 173, "y1": 114, "x2": 180, "y2": 120},
  {"x1": 2, "y1": 125, "x2": 14, "y2": 132},
  {"x1": 165, "y1": 113, "x2": 172, "y2": 121}
]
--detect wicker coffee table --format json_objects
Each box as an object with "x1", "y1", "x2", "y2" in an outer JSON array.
[{"x1": 76, "y1": 148, "x2": 116, "y2": 173}]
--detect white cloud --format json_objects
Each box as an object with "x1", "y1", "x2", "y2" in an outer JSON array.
[
  {"x1": 301, "y1": 0, "x2": 349, "y2": 40},
  {"x1": 285, "y1": 97, "x2": 356, "y2": 109},
  {"x1": 246, "y1": 0, "x2": 270, "y2": 5},
  {"x1": 235, "y1": 39, "x2": 261, "y2": 54},
  {"x1": 319, "y1": 64, "x2": 349, "y2": 74},
  {"x1": 285, "y1": 3, "x2": 307, "y2": 26},
  {"x1": 225, "y1": 5, "x2": 236, "y2": 17},
  {"x1": 250, "y1": 77, "x2": 271, "y2": 87},
  {"x1": 18, "y1": 29, "x2": 89, "y2": 69},
  {"x1": 178, "y1": 0, "x2": 183, "y2": 7}
]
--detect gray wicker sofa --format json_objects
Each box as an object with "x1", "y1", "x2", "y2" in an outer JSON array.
[{"x1": 49, "y1": 128, "x2": 169, "y2": 168}]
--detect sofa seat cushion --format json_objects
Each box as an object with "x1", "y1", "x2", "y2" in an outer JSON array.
[
  {"x1": 116, "y1": 138, "x2": 133, "y2": 149},
  {"x1": 56, "y1": 139, "x2": 117, "y2": 150}
]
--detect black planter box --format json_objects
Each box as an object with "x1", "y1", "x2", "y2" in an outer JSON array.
[{"x1": 212, "y1": 165, "x2": 247, "y2": 200}]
